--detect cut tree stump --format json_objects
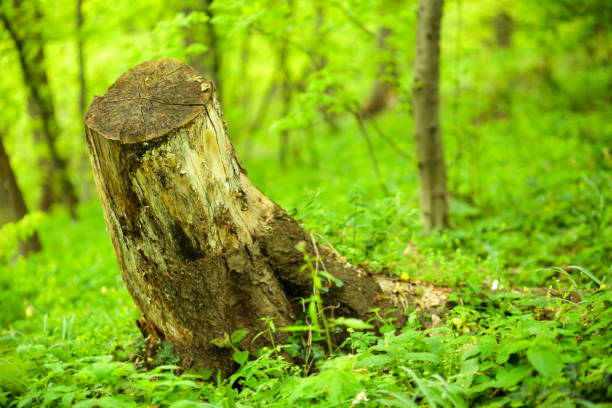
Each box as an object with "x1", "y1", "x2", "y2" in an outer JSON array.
[{"x1": 85, "y1": 58, "x2": 406, "y2": 375}]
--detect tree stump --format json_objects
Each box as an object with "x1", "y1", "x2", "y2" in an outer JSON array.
[{"x1": 85, "y1": 58, "x2": 398, "y2": 375}]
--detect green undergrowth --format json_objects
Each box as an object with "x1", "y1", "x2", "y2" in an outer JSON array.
[
  {"x1": 244, "y1": 101, "x2": 612, "y2": 289},
  {"x1": 1, "y1": 101, "x2": 611, "y2": 406},
  {"x1": 0, "y1": 204, "x2": 610, "y2": 407}
]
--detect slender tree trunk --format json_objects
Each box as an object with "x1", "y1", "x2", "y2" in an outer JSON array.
[
  {"x1": 493, "y1": 11, "x2": 513, "y2": 48},
  {"x1": 413, "y1": 0, "x2": 449, "y2": 232},
  {"x1": 184, "y1": 0, "x2": 221, "y2": 95},
  {"x1": 278, "y1": 0, "x2": 293, "y2": 168},
  {"x1": 239, "y1": 28, "x2": 250, "y2": 118},
  {"x1": 203, "y1": 0, "x2": 220, "y2": 88},
  {"x1": 0, "y1": 132, "x2": 42, "y2": 256},
  {"x1": 312, "y1": 5, "x2": 339, "y2": 133},
  {"x1": 76, "y1": 0, "x2": 91, "y2": 201},
  {"x1": 243, "y1": 78, "x2": 277, "y2": 160},
  {"x1": 0, "y1": 1, "x2": 79, "y2": 217},
  {"x1": 362, "y1": 27, "x2": 399, "y2": 118},
  {"x1": 84, "y1": 58, "x2": 402, "y2": 376},
  {"x1": 76, "y1": 0, "x2": 86, "y2": 119}
]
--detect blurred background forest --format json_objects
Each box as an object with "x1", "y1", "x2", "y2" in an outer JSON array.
[{"x1": 0, "y1": 0, "x2": 611, "y2": 407}]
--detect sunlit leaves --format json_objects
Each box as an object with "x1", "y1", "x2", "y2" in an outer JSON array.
[{"x1": 526, "y1": 342, "x2": 564, "y2": 378}]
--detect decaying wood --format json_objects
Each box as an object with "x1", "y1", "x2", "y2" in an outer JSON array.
[{"x1": 85, "y1": 58, "x2": 405, "y2": 376}]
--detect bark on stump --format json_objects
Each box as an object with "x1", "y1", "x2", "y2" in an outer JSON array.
[{"x1": 85, "y1": 58, "x2": 398, "y2": 375}]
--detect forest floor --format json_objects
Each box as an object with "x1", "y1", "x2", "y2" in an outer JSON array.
[{"x1": 1, "y1": 82, "x2": 611, "y2": 407}]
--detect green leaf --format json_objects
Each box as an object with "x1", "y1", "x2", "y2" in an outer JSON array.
[
  {"x1": 402, "y1": 367, "x2": 437, "y2": 408},
  {"x1": 496, "y1": 340, "x2": 530, "y2": 364},
  {"x1": 458, "y1": 357, "x2": 479, "y2": 388},
  {"x1": 374, "y1": 390, "x2": 419, "y2": 408},
  {"x1": 318, "y1": 270, "x2": 344, "y2": 287},
  {"x1": 402, "y1": 353, "x2": 440, "y2": 363},
  {"x1": 90, "y1": 362, "x2": 115, "y2": 380},
  {"x1": 495, "y1": 365, "x2": 533, "y2": 388},
  {"x1": 308, "y1": 300, "x2": 319, "y2": 327},
  {"x1": 354, "y1": 354, "x2": 393, "y2": 368},
  {"x1": 477, "y1": 336, "x2": 497, "y2": 360},
  {"x1": 183, "y1": 368, "x2": 213, "y2": 381},
  {"x1": 230, "y1": 329, "x2": 247, "y2": 345},
  {"x1": 331, "y1": 317, "x2": 373, "y2": 330},
  {"x1": 211, "y1": 332, "x2": 231, "y2": 348},
  {"x1": 233, "y1": 350, "x2": 249, "y2": 365},
  {"x1": 73, "y1": 397, "x2": 136, "y2": 408},
  {"x1": 526, "y1": 344, "x2": 564, "y2": 377},
  {"x1": 279, "y1": 325, "x2": 318, "y2": 332},
  {"x1": 61, "y1": 392, "x2": 75, "y2": 408}
]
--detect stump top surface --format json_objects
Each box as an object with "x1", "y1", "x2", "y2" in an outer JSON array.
[{"x1": 85, "y1": 58, "x2": 212, "y2": 144}]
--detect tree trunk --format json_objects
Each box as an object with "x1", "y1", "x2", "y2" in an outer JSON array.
[
  {"x1": 84, "y1": 58, "x2": 400, "y2": 376},
  {"x1": 0, "y1": 1, "x2": 79, "y2": 217},
  {"x1": 76, "y1": 0, "x2": 92, "y2": 202},
  {"x1": 412, "y1": 0, "x2": 449, "y2": 232},
  {"x1": 76, "y1": 0, "x2": 86, "y2": 119},
  {"x1": 493, "y1": 11, "x2": 513, "y2": 48},
  {"x1": 278, "y1": 0, "x2": 293, "y2": 168},
  {"x1": 184, "y1": 0, "x2": 221, "y2": 90},
  {"x1": 203, "y1": 0, "x2": 220, "y2": 88},
  {"x1": 0, "y1": 132, "x2": 42, "y2": 255},
  {"x1": 362, "y1": 27, "x2": 399, "y2": 118}
]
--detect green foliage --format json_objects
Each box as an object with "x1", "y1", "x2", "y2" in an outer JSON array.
[
  {"x1": 0, "y1": 212, "x2": 45, "y2": 262},
  {"x1": 152, "y1": 341, "x2": 181, "y2": 366},
  {"x1": 1, "y1": 0, "x2": 611, "y2": 406},
  {"x1": 1, "y1": 207, "x2": 610, "y2": 407}
]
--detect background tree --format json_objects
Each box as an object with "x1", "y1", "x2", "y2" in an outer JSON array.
[
  {"x1": 0, "y1": 0, "x2": 78, "y2": 216},
  {"x1": 278, "y1": 0, "x2": 294, "y2": 167},
  {"x1": 412, "y1": 0, "x2": 449, "y2": 232},
  {"x1": 75, "y1": 0, "x2": 92, "y2": 201},
  {"x1": 76, "y1": 0, "x2": 86, "y2": 119},
  {"x1": 0, "y1": 130, "x2": 42, "y2": 255},
  {"x1": 493, "y1": 11, "x2": 513, "y2": 48},
  {"x1": 184, "y1": 0, "x2": 221, "y2": 88},
  {"x1": 361, "y1": 0, "x2": 404, "y2": 119}
]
